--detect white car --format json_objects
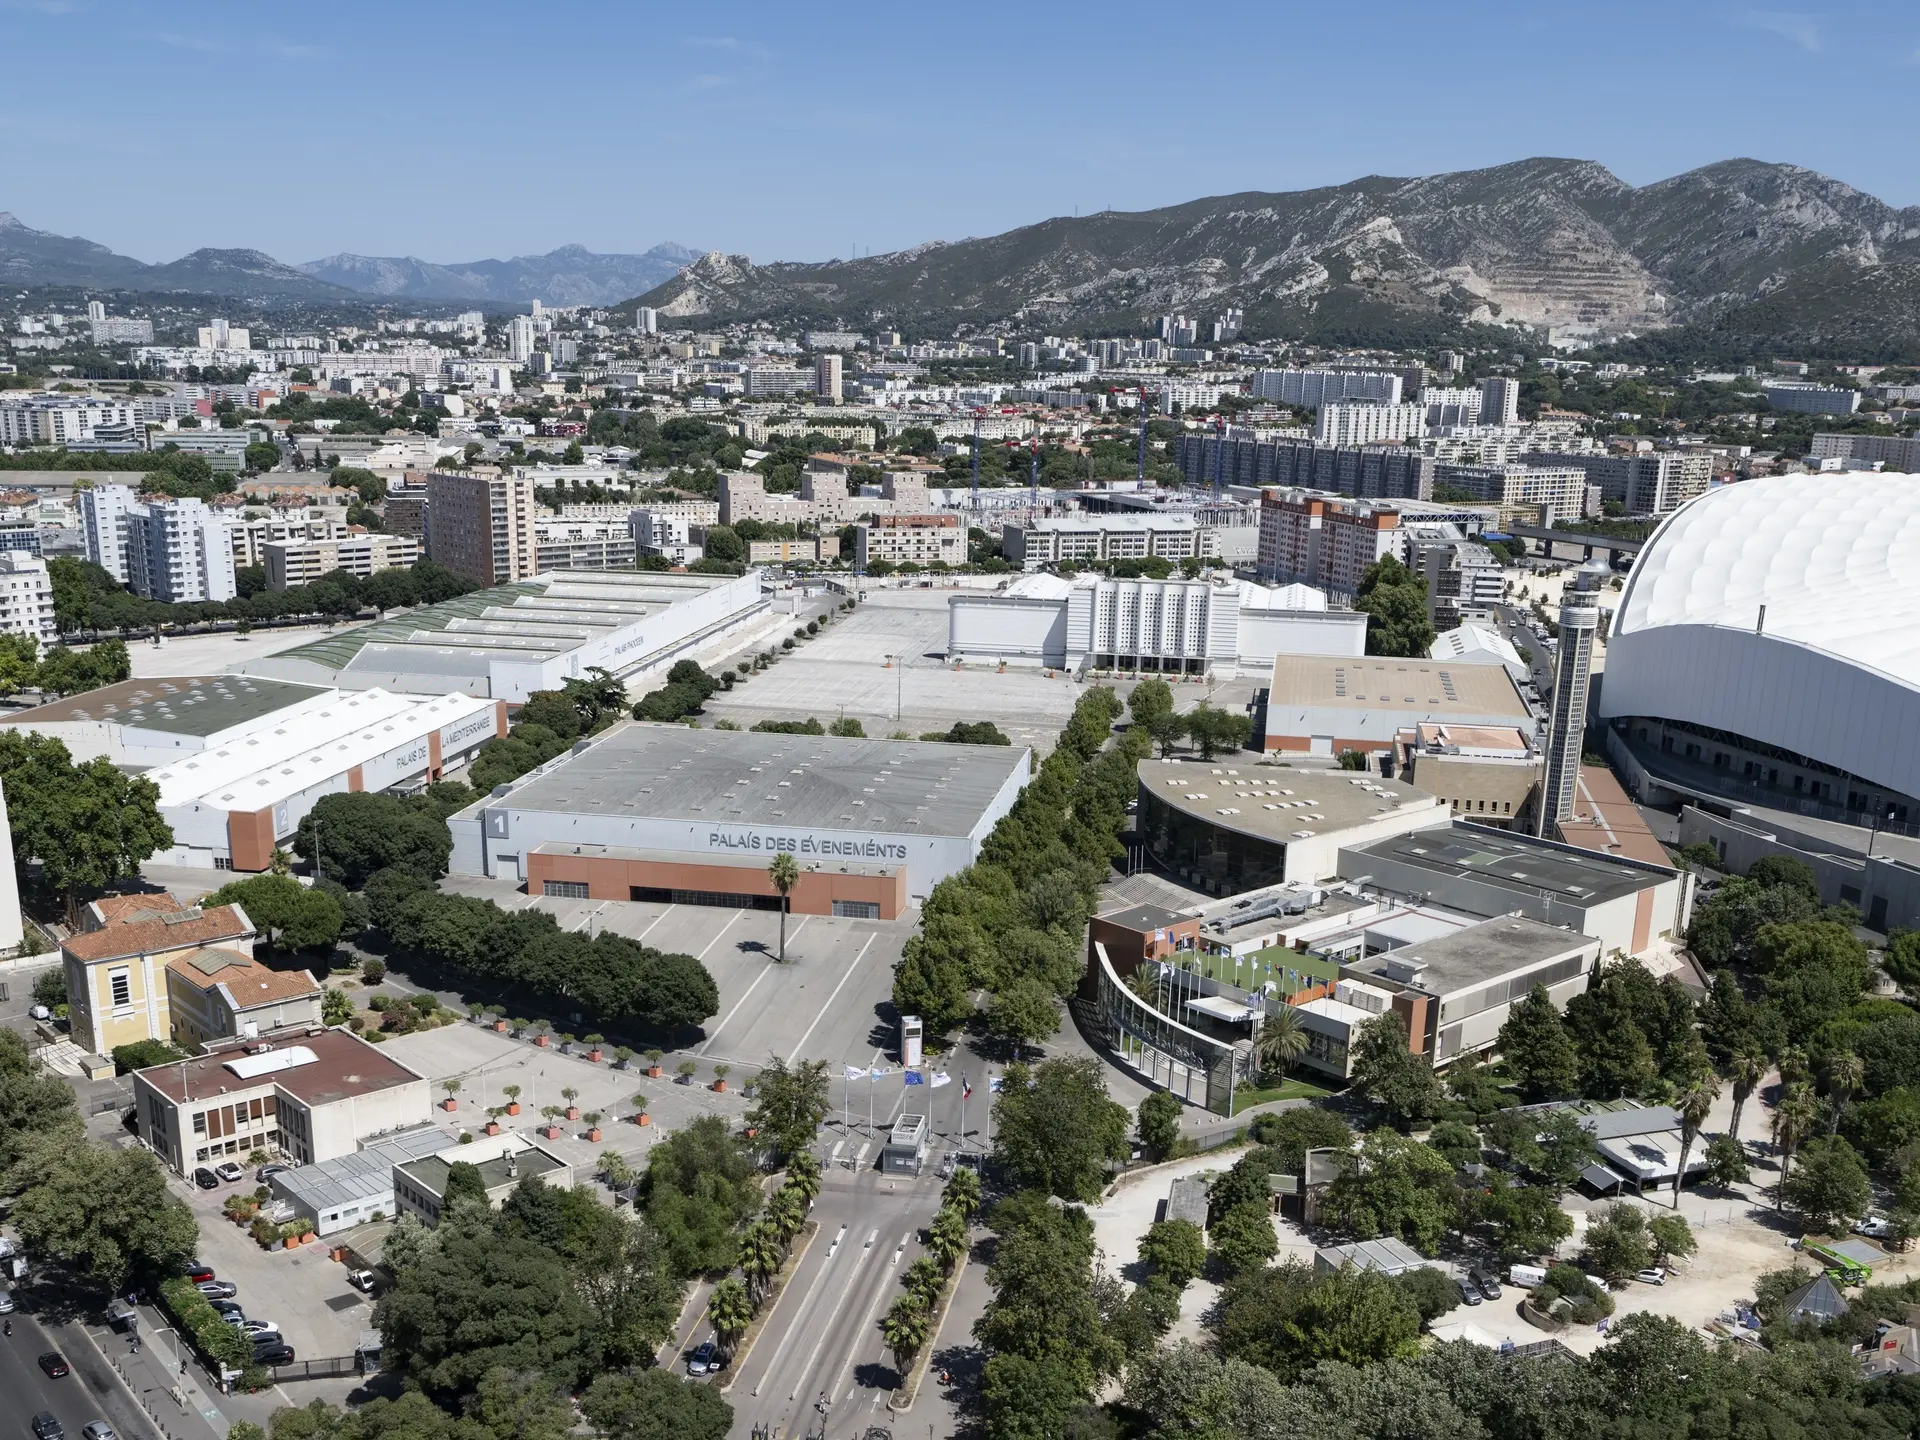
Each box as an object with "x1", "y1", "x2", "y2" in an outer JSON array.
[
  {"x1": 28, "y1": 1004, "x2": 50, "y2": 1021},
  {"x1": 1854, "y1": 1214, "x2": 1894, "y2": 1239},
  {"x1": 1636, "y1": 1267, "x2": 1667, "y2": 1286}
]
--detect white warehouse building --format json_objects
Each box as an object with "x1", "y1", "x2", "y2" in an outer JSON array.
[{"x1": 948, "y1": 574, "x2": 1366, "y2": 676}]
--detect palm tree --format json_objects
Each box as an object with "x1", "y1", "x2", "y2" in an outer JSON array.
[
  {"x1": 942, "y1": 1166, "x2": 982, "y2": 1219},
  {"x1": 707, "y1": 1278, "x2": 754, "y2": 1359},
  {"x1": 1824, "y1": 1051, "x2": 1865, "y2": 1134},
  {"x1": 785, "y1": 1152, "x2": 822, "y2": 1210},
  {"x1": 766, "y1": 1188, "x2": 805, "y2": 1246},
  {"x1": 1727, "y1": 1045, "x2": 1767, "y2": 1147},
  {"x1": 927, "y1": 1204, "x2": 968, "y2": 1271},
  {"x1": 1773, "y1": 1084, "x2": 1821, "y2": 1210},
  {"x1": 1671, "y1": 1068, "x2": 1721, "y2": 1206},
  {"x1": 738, "y1": 1223, "x2": 784, "y2": 1304},
  {"x1": 903, "y1": 1255, "x2": 946, "y2": 1309},
  {"x1": 879, "y1": 1295, "x2": 931, "y2": 1376},
  {"x1": 1124, "y1": 965, "x2": 1159, "y2": 1006},
  {"x1": 1253, "y1": 1005, "x2": 1308, "y2": 1083},
  {"x1": 769, "y1": 851, "x2": 800, "y2": 961}
]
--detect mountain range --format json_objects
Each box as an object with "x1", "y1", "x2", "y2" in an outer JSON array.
[
  {"x1": 623, "y1": 158, "x2": 1920, "y2": 354},
  {"x1": 0, "y1": 213, "x2": 697, "y2": 307}
]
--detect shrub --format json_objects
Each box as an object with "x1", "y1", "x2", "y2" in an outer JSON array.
[{"x1": 360, "y1": 958, "x2": 386, "y2": 985}]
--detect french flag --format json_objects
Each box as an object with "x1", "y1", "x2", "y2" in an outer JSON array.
[{"x1": 961, "y1": 1075, "x2": 973, "y2": 1100}]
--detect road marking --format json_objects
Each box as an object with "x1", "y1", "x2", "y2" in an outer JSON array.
[
  {"x1": 829, "y1": 1140, "x2": 846, "y2": 1167},
  {"x1": 832, "y1": 1228, "x2": 918, "y2": 1404},
  {"x1": 789, "y1": 934, "x2": 877, "y2": 1060},
  {"x1": 851, "y1": 1142, "x2": 870, "y2": 1170},
  {"x1": 784, "y1": 1233, "x2": 877, "y2": 1400},
  {"x1": 891, "y1": 1231, "x2": 908, "y2": 1264},
  {"x1": 699, "y1": 959, "x2": 778, "y2": 1055},
  {"x1": 751, "y1": 1230, "x2": 851, "y2": 1398},
  {"x1": 635, "y1": 904, "x2": 677, "y2": 941},
  {"x1": 694, "y1": 910, "x2": 745, "y2": 961}
]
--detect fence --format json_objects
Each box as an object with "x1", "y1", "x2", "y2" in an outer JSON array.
[{"x1": 271, "y1": 1354, "x2": 365, "y2": 1382}]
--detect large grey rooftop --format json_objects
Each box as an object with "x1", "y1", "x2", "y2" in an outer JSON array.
[
  {"x1": 273, "y1": 1124, "x2": 452, "y2": 1213},
  {"x1": 1140, "y1": 757, "x2": 1442, "y2": 845},
  {"x1": 1348, "y1": 913, "x2": 1595, "y2": 994},
  {"x1": 0, "y1": 674, "x2": 326, "y2": 737},
  {"x1": 1345, "y1": 825, "x2": 1668, "y2": 907},
  {"x1": 492, "y1": 722, "x2": 1031, "y2": 837}
]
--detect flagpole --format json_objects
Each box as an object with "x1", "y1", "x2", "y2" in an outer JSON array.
[
  {"x1": 959, "y1": 1077, "x2": 965, "y2": 1148},
  {"x1": 868, "y1": 1070, "x2": 875, "y2": 1138},
  {"x1": 844, "y1": 1070, "x2": 851, "y2": 1137}
]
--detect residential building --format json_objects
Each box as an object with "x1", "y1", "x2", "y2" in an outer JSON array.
[
  {"x1": 634, "y1": 306, "x2": 658, "y2": 334},
  {"x1": 533, "y1": 518, "x2": 638, "y2": 572},
  {"x1": 1420, "y1": 386, "x2": 1482, "y2": 427},
  {"x1": 1435, "y1": 462, "x2": 1592, "y2": 526},
  {"x1": 855, "y1": 513, "x2": 964, "y2": 569},
  {"x1": 229, "y1": 513, "x2": 351, "y2": 569},
  {"x1": 195, "y1": 319, "x2": 250, "y2": 350},
  {"x1": 628, "y1": 509, "x2": 703, "y2": 565},
  {"x1": 1002, "y1": 514, "x2": 1209, "y2": 568},
  {"x1": 0, "y1": 551, "x2": 56, "y2": 642},
  {"x1": 90, "y1": 313, "x2": 154, "y2": 345},
  {"x1": 160, "y1": 429, "x2": 251, "y2": 473},
  {"x1": 1763, "y1": 383, "x2": 1860, "y2": 416},
  {"x1": 0, "y1": 394, "x2": 138, "y2": 448},
  {"x1": 1404, "y1": 524, "x2": 1503, "y2": 629},
  {"x1": 1175, "y1": 435, "x2": 1434, "y2": 501},
  {"x1": 264, "y1": 533, "x2": 420, "y2": 591},
  {"x1": 1806, "y1": 432, "x2": 1920, "y2": 472},
  {"x1": 394, "y1": 1133, "x2": 573, "y2": 1227},
  {"x1": 507, "y1": 315, "x2": 535, "y2": 363},
  {"x1": 1314, "y1": 401, "x2": 1424, "y2": 446},
  {"x1": 62, "y1": 893, "x2": 258, "y2": 1058},
  {"x1": 1479, "y1": 376, "x2": 1522, "y2": 426},
  {"x1": 1255, "y1": 491, "x2": 1401, "y2": 598},
  {"x1": 383, "y1": 491, "x2": 428, "y2": 537},
  {"x1": 426, "y1": 470, "x2": 538, "y2": 585},
  {"x1": 1247, "y1": 368, "x2": 1403, "y2": 409},
  {"x1": 125, "y1": 496, "x2": 237, "y2": 603},
  {"x1": 816, "y1": 353, "x2": 843, "y2": 402},
  {"x1": 1527, "y1": 451, "x2": 1711, "y2": 515},
  {"x1": 131, "y1": 1026, "x2": 431, "y2": 1176},
  {"x1": 745, "y1": 367, "x2": 815, "y2": 399},
  {"x1": 719, "y1": 470, "x2": 872, "y2": 527}
]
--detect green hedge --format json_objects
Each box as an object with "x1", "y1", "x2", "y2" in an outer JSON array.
[{"x1": 159, "y1": 1275, "x2": 264, "y2": 1385}]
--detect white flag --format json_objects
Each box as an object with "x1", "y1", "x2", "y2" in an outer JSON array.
[
  {"x1": 869, "y1": 1066, "x2": 893, "y2": 1079},
  {"x1": 929, "y1": 1071, "x2": 952, "y2": 1088},
  {"x1": 844, "y1": 1065, "x2": 866, "y2": 1081}
]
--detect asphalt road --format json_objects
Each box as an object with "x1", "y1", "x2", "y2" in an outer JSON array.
[
  {"x1": 0, "y1": 1301, "x2": 155, "y2": 1440},
  {"x1": 1494, "y1": 602, "x2": 1557, "y2": 701}
]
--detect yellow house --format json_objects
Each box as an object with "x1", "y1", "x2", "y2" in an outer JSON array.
[{"x1": 63, "y1": 895, "x2": 257, "y2": 1057}]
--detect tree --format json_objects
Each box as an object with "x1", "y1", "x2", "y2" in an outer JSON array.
[
  {"x1": 767, "y1": 850, "x2": 799, "y2": 961},
  {"x1": 1670, "y1": 1066, "x2": 1721, "y2": 1205},
  {"x1": 4, "y1": 1133, "x2": 197, "y2": 1289},
  {"x1": 1320, "y1": 1130, "x2": 1459, "y2": 1255},
  {"x1": 295, "y1": 791, "x2": 452, "y2": 887},
  {"x1": 1395, "y1": 1265, "x2": 1465, "y2": 1322},
  {"x1": 880, "y1": 1293, "x2": 931, "y2": 1374},
  {"x1": 1337, "y1": 748, "x2": 1370, "y2": 771},
  {"x1": 1498, "y1": 984, "x2": 1580, "y2": 1100},
  {"x1": 642, "y1": 1115, "x2": 760, "y2": 1277},
  {"x1": 441, "y1": 1161, "x2": 489, "y2": 1213},
  {"x1": 1648, "y1": 1213, "x2": 1697, "y2": 1267},
  {"x1": 1727, "y1": 1041, "x2": 1768, "y2": 1146},
  {"x1": 1349, "y1": 1011, "x2": 1441, "y2": 1128},
  {"x1": 580, "y1": 1369, "x2": 732, "y2": 1440},
  {"x1": 1210, "y1": 1201, "x2": 1279, "y2": 1277},
  {"x1": 1183, "y1": 703, "x2": 1252, "y2": 759},
  {"x1": 986, "y1": 975, "x2": 1060, "y2": 1057},
  {"x1": 1136, "y1": 1089, "x2": 1183, "y2": 1160},
  {"x1": 0, "y1": 633, "x2": 38, "y2": 697},
  {"x1": 892, "y1": 915, "x2": 979, "y2": 1034},
  {"x1": 207, "y1": 873, "x2": 343, "y2": 951},
  {"x1": 1127, "y1": 678, "x2": 1174, "y2": 732},
  {"x1": 1581, "y1": 1203, "x2": 1653, "y2": 1283},
  {"x1": 1564, "y1": 964, "x2": 1661, "y2": 1099},
  {"x1": 927, "y1": 1203, "x2": 969, "y2": 1271},
  {"x1": 1214, "y1": 1260, "x2": 1421, "y2": 1381},
  {"x1": 1885, "y1": 931, "x2": 1920, "y2": 993},
  {"x1": 990, "y1": 1057, "x2": 1131, "y2": 1202},
  {"x1": 705, "y1": 1277, "x2": 752, "y2": 1358},
  {"x1": 1138, "y1": 1218, "x2": 1207, "y2": 1287},
  {"x1": 744, "y1": 1054, "x2": 831, "y2": 1161},
  {"x1": 1477, "y1": 1172, "x2": 1574, "y2": 1260},
  {"x1": 1355, "y1": 555, "x2": 1436, "y2": 658},
  {"x1": 1782, "y1": 1135, "x2": 1872, "y2": 1233},
  {"x1": 0, "y1": 731, "x2": 172, "y2": 922},
  {"x1": 737, "y1": 1223, "x2": 782, "y2": 1304},
  {"x1": 943, "y1": 1164, "x2": 982, "y2": 1218},
  {"x1": 1700, "y1": 1132, "x2": 1751, "y2": 1187},
  {"x1": 1254, "y1": 1005, "x2": 1309, "y2": 1081},
  {"x1": 701, "y1": 525, "x2": 745, "y2": 562},
  {"x1": 1426, "y1": 1119, "x2": 1482, "y2": 1170}
]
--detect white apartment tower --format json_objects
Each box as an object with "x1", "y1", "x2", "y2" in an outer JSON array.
[
  {"x1": 507, "y1": 315, "x2": 536, "y2": 363},
  {"x1": 125, "y1": 497, "x2": 237, "y2": 603},
  {"x1": 816, "y1": 353, "x2": 843, "y2": 403},
  {"x1": 635, "y1": 307, "x2": 658, "y2": 335},
  {"x1": 79, "y1": 482, "x2": 138, "y2": 583},
  {"x1": 0, "y1": 552, "x2": 57, "y2": 643}
]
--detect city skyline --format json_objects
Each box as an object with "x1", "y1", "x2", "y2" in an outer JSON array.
[{"x1": 2, "y1": 0, "x2": 1917, "y2": 269}]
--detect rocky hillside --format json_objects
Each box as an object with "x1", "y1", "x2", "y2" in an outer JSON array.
[
  {"x1": 296, "y1": 242, "x2": 700, "y2": 306},
  {"x1": 623, "y1": 158, "x2": 1920, "y2": 348}
]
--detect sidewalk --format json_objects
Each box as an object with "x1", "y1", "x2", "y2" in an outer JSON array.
[{"x1": 71, "y1": 1303, "x2": 231, "y2": 1440}]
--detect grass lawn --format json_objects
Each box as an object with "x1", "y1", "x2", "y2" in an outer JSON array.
[{"x1": 1230, "y1": 1073, "x2": 1338, "y2": 1112}]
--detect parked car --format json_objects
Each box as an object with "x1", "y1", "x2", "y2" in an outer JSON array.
[
  {"x1": 242, "y1": 1318, "x2": 280, "y2": 1335},
  {"x1": 192, "y1": 1168, "x2": 220, "y2": 1190},
  {"x1": 195, "y1": 1280, "x2": 237, "y2": 1300},
  {"x1": 686, "y1": 1341, "x2": 719, "y2": 1376},
  {"x1": 38, "y1": 1351, "x2": 71, "y2": 1377},
  {"x1": 0, "y1": 1288, "x2": 14, "y2": 1313},
  {"x1": 183, "y1": 1263, "x2": 215, "y2": 1283},
  {"x1": 253, "y1": 1343, "x2": 296, "y2": 1365},
  {"x1": 81, "y1": 1425, "x2": 119, "y2": 1440},
  {"x1": 208, "y1": 1299, "x2": 243, "y2": 1317},
  {"x1": 257, "y1": 1164, "x2": 290, "y2": 1182},
  {"x1": 213, "y1": 1162, "x2": 246, "y2": 1184},
  {"x1": 1458, "y1": 1276, "x2": 1483, "y2": 1306},
  {"x1": 1472, "y1": 1269, "x2": 1503, "y2": 1301},
  {"x1": 28, "y1": 1003, "x2": 51, "y2": 1021},
  {"x1": 346, "y1": 1269, "x2": 377, "y2": 1293},
  {"x1": 32, "y1": 1414, "x2": 64, "y2": 1440},
  {"x1": 1854, "y1": 1213, "x2": 1894, "y2": 1239},
  {"x1": 1636, "y1": 1267, "x2": 1667, "y2": 1286}
]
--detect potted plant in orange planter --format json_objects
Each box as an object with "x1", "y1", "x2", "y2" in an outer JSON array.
[
  {"x1": 646, "y1": 1049, "x2": 665, "y2": 1078},
  {"x1": 712, "y1": 1063, "x2": 731, "y2": 1094},
  {"x1": 583, "y1": 1034, "x2": 605, "y2": 1062},
  {"x1": 441, "y1": 1079, "x2": 461, "y2": 1112},
  {"x1": 503, "y1": 1084, "x2": 522, "y2": 1116},
  {"x1": 583, "y1": 1112, "x2": 603, "y2": 1143},
  {"x1": 483, "y1": 1106, "x2": 504, "y2": 1136},
  {"x1": 562, "y1": 1087, "x2": 581, "y2": 1121},
  {"x1": 491, "y1": 1010, "x2": 509, "y2": 1033},
  {"x1": 532, "y1": 1022, "x2": 551, "y2": 1049},
  {"x1": 631, "y1": 1093, "x2": 650, "y2": 1126},
  {"x1": 539, "y1": 1105, "x2": 564, "y2": 1140}
]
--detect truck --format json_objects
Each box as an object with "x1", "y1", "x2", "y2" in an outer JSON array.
[{"x1": 1508, "y1": 1263, "x2": 1548, "y2": 1288}]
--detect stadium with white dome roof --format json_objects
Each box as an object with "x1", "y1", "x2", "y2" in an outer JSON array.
[{"x1": 1599, "y1": 473, "x2": 1920, "y2": 830}]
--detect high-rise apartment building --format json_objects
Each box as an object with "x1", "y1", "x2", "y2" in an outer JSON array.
[
  {"x1": 1256, "y1": 491, "x2": 1401, "y2": 599},
  {"x1": 1537, "y1": 563, "x2": 1604, "y2": 838},
  {"x1": 195, "y1": 318, "x2": 250, "y2": 350},
  {"x1": 264, "y1": 534, "x2": 420, "y2": 592},
  {"x1": 816, "y1": 353, "x2": 843, "y2": 403},
  {"x1": 124, "y1": 497, "x2": 236, "y2": 603},
  {"x1": 1527, "y1": 451, "x2": 1711, "y2": 516},
  {"x1": 634, "y1": 307, "x2": 658, "y2": 335},
  {"x1": 507, "y1": 315, "x2": 536, "y2": 363},
  {"x1": 1435, "y1": 463, "x2": 1592, "y2": 525},
  {"x1": 1248, "y1": 369, "x2": 1403, "y2": 410},
  {"x1": 79, "y1": 482, "x2": 139, "y2": 583},
  {"x1": 1174, "y1": 435, "x2": 1434, "y2": 501},
  {"x1": 1314, "y1": 401, "x2": 1425, "y2": 447},
  {"x1": 426, "y1": 471, "x2": 538, "y2": 586},
  {"x1": 1479, "y1": 376, "x2": 1521, "y2": 427},
  {"x1": 1, "y1": 395, "x2": 138, "y2": 449},
  {"x1": 0, "y1": 552, "x2": 56, "y2": 642}
]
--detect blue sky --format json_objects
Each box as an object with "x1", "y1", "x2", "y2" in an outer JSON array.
[{"x1": 3, "y1": 0, "x2": 1916, "y2": 267}]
